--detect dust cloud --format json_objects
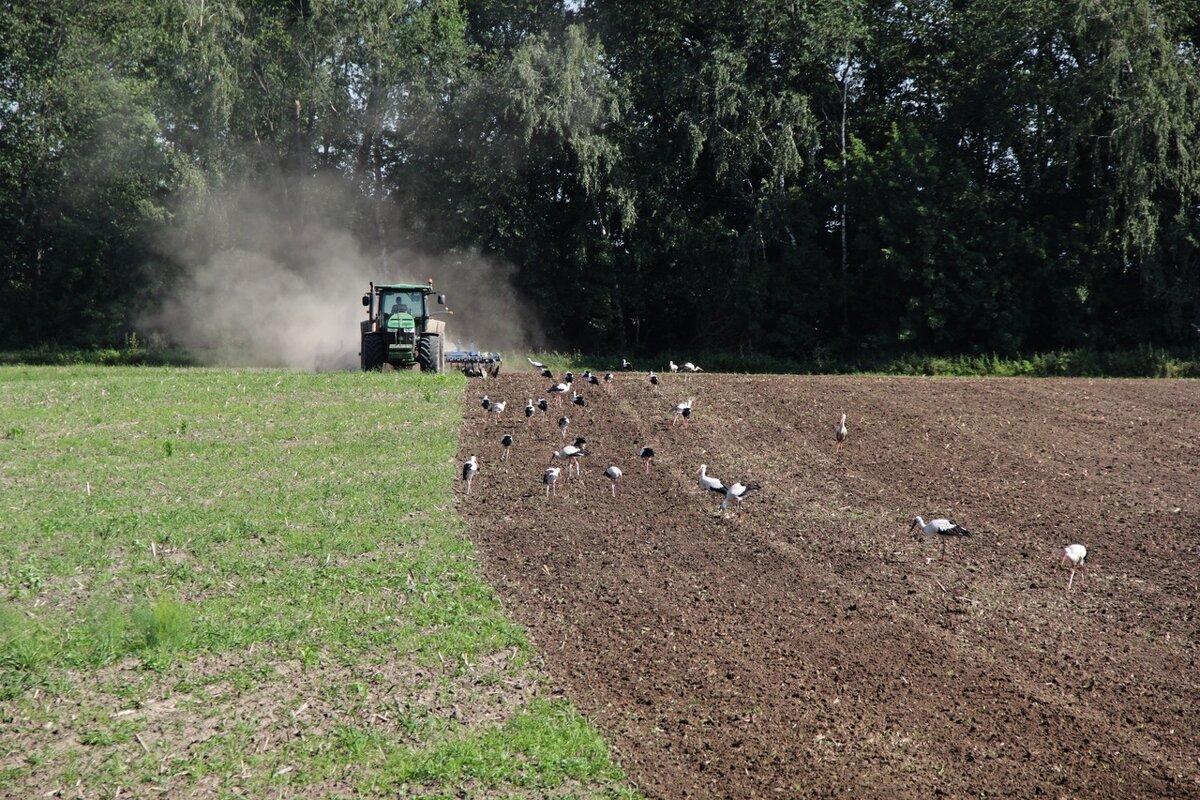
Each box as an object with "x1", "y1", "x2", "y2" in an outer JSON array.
[{"x1": 140, "y1": 180, "x2": 546, "y2": 370}]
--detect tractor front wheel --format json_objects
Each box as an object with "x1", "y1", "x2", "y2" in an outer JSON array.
[
  {"x1": 418, "y1": 334, "x2": 442, "y2": 373},
  {"x1": 361, "y1": 333, "x2": 387, "y2": 371}
]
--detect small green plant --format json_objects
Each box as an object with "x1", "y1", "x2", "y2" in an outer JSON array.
[
  {"x1": 80, "y1": 729, "x2": 116, "y2": 747},
  {"x1": 133, "y1": 596, "x2": 192, "y2": 652},
  {"x1": 79, "y1": 603, "x2": 128, "y2": 667},
  {"x1": 0, "y1": 613, "x2": 51, "y2": 699}
]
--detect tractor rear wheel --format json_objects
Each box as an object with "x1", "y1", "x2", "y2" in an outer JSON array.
[
  {"x1": 361, "y1": 333, "x2": 387, "y2": 371},
  {"x1": 418, "y1": 334, "x2": 442, "y2": 373}
]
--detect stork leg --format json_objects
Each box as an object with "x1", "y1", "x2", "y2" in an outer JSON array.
[{"x1": 610, "y1": 482, "x2": 616, "y2": 497}]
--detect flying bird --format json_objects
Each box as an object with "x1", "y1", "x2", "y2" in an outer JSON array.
[
  {"x1": 527, "y1": 356, "x2": 546, "y2": 370},
  {"x1": 720, "y1": 481, "x2": 762, "y2": 514},
  {"x1": 640, "y1": 446, "x2": 656, "y2": 473},
  {"x1": 835, "y1": 413, "x2": 848, "y2": 453},
  {"x1": 543, "y1": 467, "x2": 561, "y2": 496},
  {"x1": 500, "y1": 434, "x2": 513, "y2": 461},
  {"x1": 910, "y1": 516, "x2": 973, "y2": 558},
  {"x1": 671, "y1": 398, "x2": 694, "y2": 428},
  {"x1": 604, "y1": 465, "x2": 623, "y2": 497},
  {"x1": 1061, "y1": 544, "x2": 1089, "y2": 591},
  {"x1": 461, "y1": 455, "x2": 479, "y2": 495}
]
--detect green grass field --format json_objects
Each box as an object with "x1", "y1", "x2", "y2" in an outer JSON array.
[{"x1": 0, "y1": 366, "x2": 636, "y2": 798}]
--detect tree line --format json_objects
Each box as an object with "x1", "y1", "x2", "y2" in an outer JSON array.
[{"x1": 2, "y1": 0, "x2": 1198, "y2": 358}]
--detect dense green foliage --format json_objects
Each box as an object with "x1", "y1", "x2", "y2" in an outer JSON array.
[{"x1": 2, "y1": 0, "x2": 1198, "y2": 357}]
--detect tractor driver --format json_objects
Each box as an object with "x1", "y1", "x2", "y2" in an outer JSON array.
[{"x1": 391, "y1": 299, "x2": 411, "y2": 315}]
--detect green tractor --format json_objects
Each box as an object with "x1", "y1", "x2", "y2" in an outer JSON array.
[{"x1": 359, "y1": 280, "x2": 449, "y2": 372}]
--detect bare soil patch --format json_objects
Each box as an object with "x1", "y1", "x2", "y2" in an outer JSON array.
[{"x1": 456, "y1": 374, "x2": 1200, "y2": 798}]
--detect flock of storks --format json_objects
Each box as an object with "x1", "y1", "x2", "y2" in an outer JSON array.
[{"x1": 459, "y1": 358, "x2": 1090, "y2": 592}]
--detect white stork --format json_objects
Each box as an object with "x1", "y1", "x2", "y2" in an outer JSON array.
[
  {"x1": 835, "y1": 413, "x2": 848, "y2": 453},
  {"x1": 550, "y1": 444, "x2": 588, "y2": 477},
  {"x1": 668, "y1": 360, "x2": 679, "y2": 374},
  {"x1": 604, "y1": 465, "x2": 623, "y2": 497},
  {"x1": 910, "y1": 516, "x2": 973, "y2": 558},
  {"x1": 681, "y1": 362, "x2": 702, "y2": 373},
  {"x1": 640, "y1": 446, "x2": 656, "y2": 473},
  {"x1": 604, "y1": 372, "x2": 614, "y2": 386},
  {"x1": 588, "y1": 373, "x2": 601, "y2": 387},
  {"x1": 696, "y1": 464, "x2": 725, "y2": 496},
  {"x1": 671, "y1": 398, "x2": 694, "y2": 428},
  {"x1": 621, "y1": 358, "x2": 633, "y2": 371},
  {"x1": 558, "y1": 415, "x2": 570, "y2": 440},
  {"x1": 480, "y1": 395, "x2": 491, "y2": 418},
  {"x1": 720, "y1": 481, "x2": 762, "y2": 514},
  {"x1": 572, "y1": 390, "x2": 587, "y2": 408},
  {"x1": 461, "y1": 455, "x2": 479, "y2": 495},
  {"x1": 500, "y1": 434, "x2": 513, "y2": 462},
  {"x1": 543, "y1": 467, "x2": 561, "y2": 496},
  {"x1": 649, "y1": 371, "x2": 659, "y2": 386},
  {"x1": 487, "y1": 399, "x2": 506, "y2": 422},
  {"x1": 536, "y1": 398, "x2": 549, "y2": 417},
  {"x1": 548, "y1": 382, "x2": 569, "y2": 406},
  {"x1": 540, "y1": 367, "x2": 553, "y2": 379},
  {"x1": 1061, "y1": 544, "x2": 1088, "y2": 591},
  {"x1": 527, "y1": 356, "x2": 546, "y2": 370},
  {"x1": 525, "y1": 399, "x2": 535, "y2": 426}
]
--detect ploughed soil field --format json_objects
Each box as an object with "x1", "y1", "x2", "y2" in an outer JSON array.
[{"x1": 454, "y1": 373, "x2": 1200, "y2": 799}]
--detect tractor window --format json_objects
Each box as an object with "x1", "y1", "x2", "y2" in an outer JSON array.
[{"x1": 384, "y1": 292, "x2": 421, "y2": 316}]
